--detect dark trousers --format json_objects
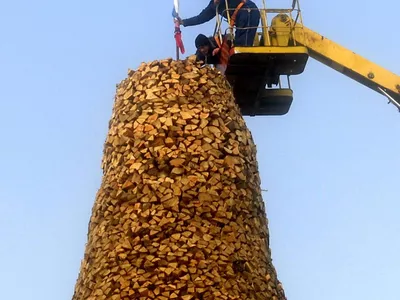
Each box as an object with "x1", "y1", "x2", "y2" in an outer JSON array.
[{"x1": 234, "y1": 3, "x2": 261, "y2": 46}]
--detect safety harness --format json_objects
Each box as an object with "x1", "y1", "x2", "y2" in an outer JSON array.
[
  {"x1": 213, "y1": 35, "x2": 231, "y2": 67},
  {"x1": 214, "y1": 0, "x2": 247, "y2": 66},
  {"x1": 229, "y1": 0, "x2": 246, "y2": 27}
]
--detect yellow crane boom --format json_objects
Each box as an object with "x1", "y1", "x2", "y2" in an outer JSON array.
[
  {"x1": 277, "y1": 14, "x2": 400, "y2": 110},
  {"x1": 294, "y1": 25, "x2": 400, "y2": 107}
]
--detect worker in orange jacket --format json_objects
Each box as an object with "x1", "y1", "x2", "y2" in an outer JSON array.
[{"x1": 178, "y1": 0, "x2": 260, "y2": 46}]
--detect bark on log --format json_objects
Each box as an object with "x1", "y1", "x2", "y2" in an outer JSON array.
[{"x1": 72, "y1": 56, "x2": 286, "y2": 300}]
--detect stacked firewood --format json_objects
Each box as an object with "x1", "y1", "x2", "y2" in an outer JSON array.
[{"x1": 72, "y1": 56, "x2": 286, "y2": 300}]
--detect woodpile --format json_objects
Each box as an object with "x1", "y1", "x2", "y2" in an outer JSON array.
[{"x1": 72, "y1": 56, "x2": 286, "y2": 300}]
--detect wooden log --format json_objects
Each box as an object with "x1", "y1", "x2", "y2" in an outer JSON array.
[{"x1": 72, "y1": 56, "x2": 286, "y2": 300}]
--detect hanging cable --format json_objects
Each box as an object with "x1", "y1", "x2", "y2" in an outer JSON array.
[
  {"x1": 224, "y1": 0, "x2": 234, "y2": 36},
  {"x1": 214, "y1": 4, "x2": 223, "y2": 42}
]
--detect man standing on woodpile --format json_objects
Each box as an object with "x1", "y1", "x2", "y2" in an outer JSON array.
[{"x1": 178, "y1": 0, "x2": 260, "y2": 47}]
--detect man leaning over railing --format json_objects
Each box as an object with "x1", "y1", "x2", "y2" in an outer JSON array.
[{"x1": 177, "y1": 0, "x2": 260, "y2": 46}]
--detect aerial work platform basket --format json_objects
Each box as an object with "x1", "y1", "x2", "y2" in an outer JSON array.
[
  {"x1": 216, "y1": 0, "x2": 309, "y2": 116},
  {"x1": 225, "y1": 45, "x2": 308, "y2": 116}
]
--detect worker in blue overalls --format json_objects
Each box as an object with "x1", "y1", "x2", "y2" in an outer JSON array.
[{"x1": 178, "y1": 0, "x2": 260, "y2": 47}]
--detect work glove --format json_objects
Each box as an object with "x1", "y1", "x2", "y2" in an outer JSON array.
[{"x1": 212, "y1": 48, "x2": 220, "y2": 56}]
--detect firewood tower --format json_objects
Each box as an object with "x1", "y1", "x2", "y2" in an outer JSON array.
[{"x1": 72, "y1": 56, "x2": 286, "y2": 300}]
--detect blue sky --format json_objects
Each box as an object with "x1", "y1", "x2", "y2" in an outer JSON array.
[{"x1": 0, "y1": 1, "x2": 399, "y2": 299}]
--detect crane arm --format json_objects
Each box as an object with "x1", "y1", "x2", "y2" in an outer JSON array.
[{"x1": 291, "y1": 24, "x2": 400, "y2": 110}]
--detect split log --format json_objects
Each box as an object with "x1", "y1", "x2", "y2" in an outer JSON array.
[{"x1": 72, "y1": 56, "x2": 286, "y2": 300}]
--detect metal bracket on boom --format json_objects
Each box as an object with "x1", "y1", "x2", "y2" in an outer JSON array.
[{"x1": 377, "y1": 87, "x2": 400, "y2": 112}]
